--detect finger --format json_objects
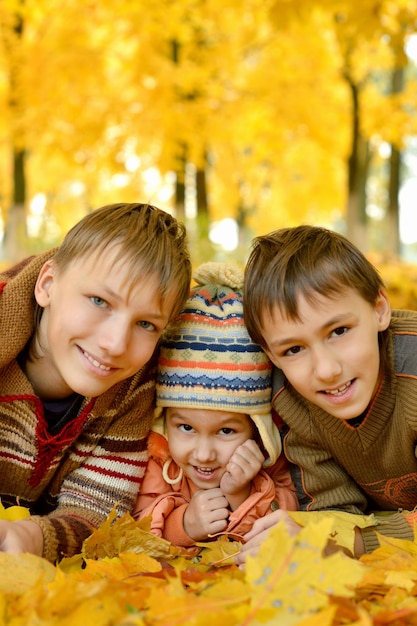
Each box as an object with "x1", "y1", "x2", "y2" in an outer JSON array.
[
  {"x1": 208, "y1": 519, "x2": 229, "y2": 535},
  {"x1": 228, "y1": 444, "x2": 264, "y2": 469},
  {"x1": 205, "y1": 487, "x2": 224, "y2": 500},
  {"x1": 237, "y1": 439, "x2": 265, "y2": 461},
  {"x1": 243, "y1": 510, "x2": 284, "y2": 541},
  {"x1": 235, "y1": 538, "x2": 262, "y2": 565},
  {"x1": 209, "y1": 497, "x2": 229, "y2": 511}
]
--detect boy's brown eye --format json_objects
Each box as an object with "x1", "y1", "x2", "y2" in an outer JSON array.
[
  {"x1": 286, "y1": 345, "x2": 302, "y2": 356},
  {"x1": 333, "y1": 326, "x2": 348, "y2": 337}
]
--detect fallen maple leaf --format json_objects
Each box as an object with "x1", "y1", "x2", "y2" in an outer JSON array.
[
  {"x1": 195, "y1": 535, "x2": 242, "y2": 566},
  {"x1": 0, "y1": 552, "x2": 55, "y2": 595},
  {"x1": 82, "y1": 512, "x2": 182, "y2": 560},
  {"x1": 243, "y1": 516, "x2": 366, "y2": 625},
  {"x1": 288, "y1": 510, "x2": 378, "y2": 556},
  {"x1": 5, "y1": 507, "x2": 417, "y2": 625},
  {"x1": 0, "y1": 499, "x2": 30, "y2": 521}
]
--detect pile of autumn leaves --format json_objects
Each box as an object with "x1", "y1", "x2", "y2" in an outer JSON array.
[{"x1": 1, "y1": 504, "x2": 417, "y2": 625}]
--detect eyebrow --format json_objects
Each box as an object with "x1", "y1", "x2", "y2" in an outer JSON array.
[
  {"x1": 270, "y1": 313, "x2": 354, "y2": 348},
  {"x1": 100, "y1": 285, "x2": 166, "y2": 319}
]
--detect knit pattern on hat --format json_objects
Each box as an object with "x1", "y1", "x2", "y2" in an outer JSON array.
[{"x1": 156, "y1": 262, "x2": 271, "y2": 414}]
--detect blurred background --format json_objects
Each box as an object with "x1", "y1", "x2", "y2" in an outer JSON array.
[{"x1": 1, "y1": 0, "x2": 417, "y2": 305}]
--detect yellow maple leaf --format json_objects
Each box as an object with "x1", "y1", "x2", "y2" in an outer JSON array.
[
  {"x1": 288, "y1": 510, "x2": 378, "y2": 555},
  {"x1": 80, "y1": 552, "x2": 162, "y2": 582},
  {"x1": 196, "y1": 535, "x2": 242, "y2": 566},
  {"x1": 244, "y1": 517, "x2": 366, "y2": 624},
  {"x1": 58, "y1": 553, "x2": 85, "y2": 575},
  {"x1": 295, "y1": 605, "x2": 337, "y2": 626},
  {"x1": 145, "y1": 569, "x2": 250, "y2": 626},
  {"x1": 11, "y1": 567, "x2": 126, "y2": 624},
  {"x1": 82, "y1": 512, "x2": 180, "y2": 560},
  {"x1": 359, "y1": 533, "x2": 417, "y2": 595},
  {"x1": 0, "y1": 552, "x2": 55, "y2": 595},
  {"x1": 0, "y1": 500, "x2": 30, "y2": 521}
]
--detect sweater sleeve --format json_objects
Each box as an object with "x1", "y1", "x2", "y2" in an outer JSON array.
[
  {"x1": 360, "y1": 511, "x2": 417, "y2": 553},
  {"x1": 33, "y1": 365, "x2": 156, "y2": 563}
]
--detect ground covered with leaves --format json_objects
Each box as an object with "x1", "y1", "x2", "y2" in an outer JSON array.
[{"x1": 1, "y1": 505, "x2": 417, "y2": 625}]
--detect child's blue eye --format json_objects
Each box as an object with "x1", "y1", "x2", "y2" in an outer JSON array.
[
  {"x1": 138, "y1": 321, "x2": 156, "y2": 331},
  {"x1": 91, "y1": 296, "x2": 107, "y2": 307}
]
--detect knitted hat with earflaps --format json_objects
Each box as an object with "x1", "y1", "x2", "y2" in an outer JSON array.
[{"x1": 153, "y1": 261, "x2": 282, "y2": 467}]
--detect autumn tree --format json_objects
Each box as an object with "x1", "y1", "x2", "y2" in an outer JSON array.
[{"x1": 1, "y1": 0, "x2": 417, "y2": 262}]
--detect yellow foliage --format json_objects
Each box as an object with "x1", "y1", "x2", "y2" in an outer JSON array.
[
  {"x1": 288, "y1": 510, "x2": 378, "y2": 555},
  {"x1": 245, "y1": 517, "x2": 365, "y2": 624},
  {"x1": 2, "y1": 0, "x2": 417, "y2": 252},
  {"x1": 0, "y1": 553, "x2": 55, "y2": 595},
  {"x1": 82, "y1": 511, "x2": 181, "y2": 561},
  {"x1": 379, "y1": 261, "x2": 417, "y2": 311},
  {"x1": 0, "y1": 502, "x2": 30, "y2": 522},
  {"x1": 5, "y1": 510, "x2": 417, "y2": 623}
]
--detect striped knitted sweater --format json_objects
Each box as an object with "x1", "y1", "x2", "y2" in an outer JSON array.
[
  {"x1": 0, "y1": 251, "x2": 157, "y2": 562},
  {"x1": 272, "y1": 309, "x2": 417, "y2": 552}
]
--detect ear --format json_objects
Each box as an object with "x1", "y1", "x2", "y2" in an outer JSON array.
[
  {"x1": 34, "y1": 260, "x2": 56, "y2": 307},
  {"x1": 375, "y1": 289, "x2": 391, "y2": 331}
]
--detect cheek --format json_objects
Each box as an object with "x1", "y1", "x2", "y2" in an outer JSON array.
[
  {"x1": 167, "y1": 436, "x2": 189, "y2": 464},
  {"x1": 223, "y1": 440, "x2": 244, "y2": 461},
  {"x1": 276, "y1": 359, "x2": 302, "y2": 384},
  {"x1": 128, "y1": 337, "x2": 159, "y2": 370},
  {"x1": 49, "y1": 302, "x2": 89, "y2": 335}
]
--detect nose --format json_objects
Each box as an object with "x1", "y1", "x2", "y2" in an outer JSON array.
[
  {"x1": 311, "y1": 344, "x2": 342, "y2": 382},
  {"x1": 98, "y1": 319, "x2": 131, "y2": 356},
  {"x1": 193, "y1": 437, "x2": 216, "y2": 463}
]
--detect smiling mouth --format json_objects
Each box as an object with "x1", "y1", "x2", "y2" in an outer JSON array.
[
  {"x1": 195, "y1": 466, "x2": 216, "y2": 475},
  {"x1": 83, "y1": 350, "x2": 111, "y2": 371},
  {"x1": 323, "y1": 380, "x2": 352, "y2": 396}
]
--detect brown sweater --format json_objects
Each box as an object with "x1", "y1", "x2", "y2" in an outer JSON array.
[
  {"x1": 272, "y1": 309, "x2": 417, "y2": 552},
  {"x1": 0, "y1": 251, "x2": 157, "y2": 562}
]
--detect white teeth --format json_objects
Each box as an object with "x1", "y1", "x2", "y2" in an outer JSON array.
[
  {"x1": 83, "y1": 351, "x2": 111, "y2": 371},
  {"x1": 325, "y1": 381, "x2": 351, "y2": 396},
  {"x1": 197, "y1": 467, "x2": 214, "y2": 474}
]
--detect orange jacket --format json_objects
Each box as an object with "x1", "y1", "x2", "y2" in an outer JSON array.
[{"x1": 133, "y1": 431, "x2": 298, "y2": 549}]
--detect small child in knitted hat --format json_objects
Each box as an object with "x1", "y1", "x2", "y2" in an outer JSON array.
[{"x1": 133, "y1": 262, "x2": 298, "y2": 549}]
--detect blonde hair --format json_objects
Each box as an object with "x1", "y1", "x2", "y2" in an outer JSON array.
[{"x1": 34, "y1": 203, "x2": 191, "y2": 327}]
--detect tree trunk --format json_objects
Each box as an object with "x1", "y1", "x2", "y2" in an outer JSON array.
[
  {"x1": 2, "y1": 6, "x2": 29, "y2": 264},
  {"x1": 345, "y1": 75, "x2": 370, "y2": 252},
  {"x1": 196, "y1": 166, "x2": 208, "y2": 218},
  {"x1": 386, "y1": 144, "x2": 401, "y2": 258},
  {"x1": 385, "y1": 66, "x2": 404, "y2": 259},
  {"x1": 174, "y1": 169, "x2": 186, "y2": 222}
]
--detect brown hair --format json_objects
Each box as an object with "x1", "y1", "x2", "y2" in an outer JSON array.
[
  {"x1": 244, "y1": 225, "x2": 387, "y2": 350},
  {"x1": 35, "y1": 203, "x2": 191, "y2": 326}
]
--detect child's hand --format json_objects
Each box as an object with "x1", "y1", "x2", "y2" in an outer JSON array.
[
  {"x1": 0, "y1": 519, "x2": 44, "y2": 556},
  {"x1": 220, "y1": 439, "x2": 264, "y2": 498},
  {"x1": 183, "y1": 488, "x2": 229, "y2": 541},
  {"x1": 235, "y1": 510, "x2": 301, "y2": 568}
]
